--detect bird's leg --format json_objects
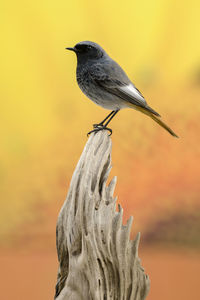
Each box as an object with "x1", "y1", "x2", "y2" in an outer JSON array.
[
  {"x1": 93, "y1": 110, "x2": 115, "y2": 128},
  {"x1": 88, "y1": 110, "x2": 119, "y2": 136},
  {"x1": 104, "y1": 109, "x2": 119, "y2": 127}
]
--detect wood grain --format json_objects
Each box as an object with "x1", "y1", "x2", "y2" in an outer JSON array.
[{"x1": 55, "y1": 131, "x2": 150, "y2": 300}]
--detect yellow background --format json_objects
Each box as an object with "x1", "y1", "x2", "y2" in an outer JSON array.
[{"x1": 1, "y1": 0, "x2": 200, "y2": 299}]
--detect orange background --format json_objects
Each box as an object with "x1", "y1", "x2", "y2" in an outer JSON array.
[{"x1": 1, "y1": 1, "x2": 200, "y2": 299}]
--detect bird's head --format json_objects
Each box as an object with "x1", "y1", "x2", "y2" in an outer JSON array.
[{"x1": 66, "y1": 41, "x2": 106, "y2": 61}]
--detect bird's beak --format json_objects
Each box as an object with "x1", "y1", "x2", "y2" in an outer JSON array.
[{"x1": 66, "y1": 47, "x2": 76, "y2": 52}]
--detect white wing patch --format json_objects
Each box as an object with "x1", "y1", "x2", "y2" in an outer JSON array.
[{"x1": 119, "y1": 84, "x2": 146, "y2": 104}]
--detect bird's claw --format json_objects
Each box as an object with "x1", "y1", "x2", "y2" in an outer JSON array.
[
  {"x1": 87, "y1": 126, "x2": 112, "y2": 136},
  {"x1": 93, "y1": 123, "x2": 103, "y2": 128}
]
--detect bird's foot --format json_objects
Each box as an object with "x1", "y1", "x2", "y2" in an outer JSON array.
[
  {"x1": 93, "y1": 122, "x2": 104, "y2": 128},
  {"x1": 87, "y1": 125, "x2": 112, "y2": 136}
]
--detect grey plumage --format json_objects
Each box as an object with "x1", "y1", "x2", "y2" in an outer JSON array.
[{"x1": 66, "y1": 41, "x2": 178, "y2": 137}]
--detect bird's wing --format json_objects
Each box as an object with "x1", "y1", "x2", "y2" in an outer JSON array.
[{"x1": 89, "y1": 61, "x2": 160, "y2": 116}]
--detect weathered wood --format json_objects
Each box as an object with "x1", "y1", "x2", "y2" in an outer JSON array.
[{"x1": 55, "y1": 131, "x2": 150, "y2": 300}]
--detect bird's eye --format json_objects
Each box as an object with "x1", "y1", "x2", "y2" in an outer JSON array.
[
  {"x1": 74, "y1": 44, "x2": 82, "y2": 51},
  {"x1": 87, "y1": 45, "x2": 92, "y2": 49}
]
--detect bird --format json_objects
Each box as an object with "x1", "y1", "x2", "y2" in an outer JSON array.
[{"x1": 66, "y1": 41, "x2": 178, "y2": 137}]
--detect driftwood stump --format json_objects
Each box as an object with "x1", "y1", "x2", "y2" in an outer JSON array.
[{"x1": 55, "y1": 131, "x2": 150, "y2": 300}]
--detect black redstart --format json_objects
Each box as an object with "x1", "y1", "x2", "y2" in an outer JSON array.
[{"x1": 66, "y1": 41, "x2": 178, "y2": 137}]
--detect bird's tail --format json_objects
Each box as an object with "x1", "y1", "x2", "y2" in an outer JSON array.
[
  {"x1": 133, "y1": 105, "x2": 179, "y2": 138},
  {"x1": 149, "y1": 113, "x2": 178, "y2": 138}
]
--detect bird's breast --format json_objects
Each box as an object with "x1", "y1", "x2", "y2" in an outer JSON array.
[
  {"x1": 76, "y1": 67, "x2": 99, "y2": 100},
  {"x1": 76, "y1": 69, "x2": 90, "y2": 92}
]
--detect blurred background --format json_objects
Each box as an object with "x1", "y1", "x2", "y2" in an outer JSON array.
[{"x1": 1, "y1": 0, "x2": 200, "y2": 299}]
